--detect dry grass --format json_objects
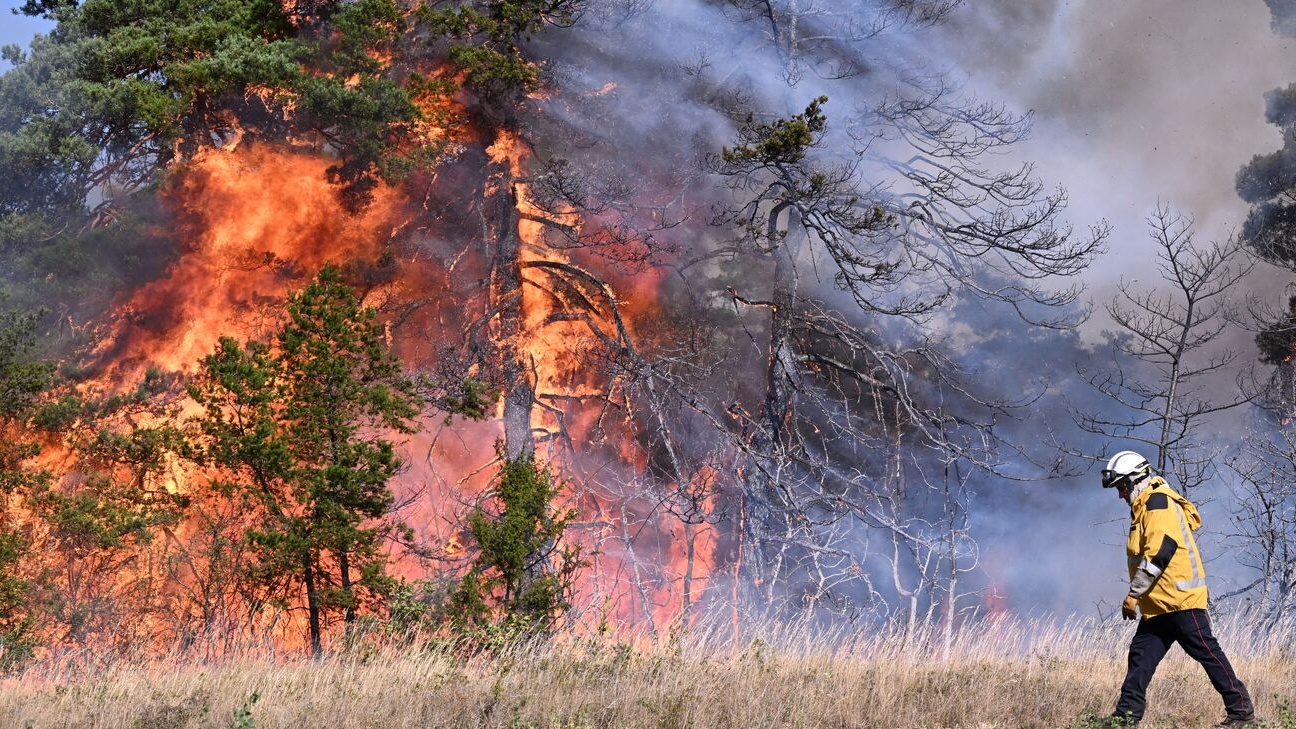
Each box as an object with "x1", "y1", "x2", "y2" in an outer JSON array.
[{"x1": 2, "y1": 614, "x2": 1294, "y2": 729}]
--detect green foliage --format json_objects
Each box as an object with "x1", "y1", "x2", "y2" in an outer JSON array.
[
  {"x1": 230, "y1": 691, "x2": 260, "y2": 729},
  {"x1": 0, "y1": 195, "x2": 182, "y2": 330},
  {"x1": 32, "y1": 368, "x2": 174, "y2": 439},
  {"x1": 1068, "y1": 710, "x2": 1135, "y2": 729},
  {"x1": 0, "y1": 301, "x2": 53, "y2": 670},
  {"x1": 0, "y1": 305, "x2": 53, "y2": 422},
  {"x1": 0, "y1": 0, "x2": 446, "y2": 223},
  {"x1": 1274, "y1": 699, "x2": 1296, "y2": 729},
  {"x1": 27, "y1": 475, "x2": 181, "y2": 553},
  {"x1": 292, "y1": 0, "x2": 455, "y2": 209},
  {"x1": 711, "y1": 95, "x2": 892, "y2": 252},
  {"x1": 433, "y1": 377, "x2": 497, "y2": 423},
  {"x1": 419, "y1": 0, "x2": 582, "y2": 109},
  {"x1": 0, "y1": 528, "x2": 37, "y2": 671},
  {"x1": 1257, "y1": 295, "x2": 1296, "y2": 366},
  {"x1": 382, "y1": 578, "x2": 439, "y2": 635},
  {"x1": 186, "y1": 264, "x2": 425, "y2": 654},
  {"x1": 447, "y1": 455, "x2": 584, "y2": 637},
  {"x1": 17, "y1": 404, "x2": 186, "y2": 649},
  {"x1": 0, "y1": 306, "x2": 197, "y2": 655},
  {"x1": 721, "y1": 96, "x2": 829, "y2": 166},
  {"x1": 1238, "y1": 84, "x2": 1296, "y2": 267}
]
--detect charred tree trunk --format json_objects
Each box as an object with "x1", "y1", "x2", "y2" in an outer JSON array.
[
  {"x1": 739, "y1": 204, "x2": 805, "y2": 606},
  {"x1": 485, "y1": 154, "x2": 536, "y2": 460},
  {"x1": 763, "y1": 205, "x2": 801, "y2": 451}
]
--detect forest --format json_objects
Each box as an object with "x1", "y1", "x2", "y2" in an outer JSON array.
[{"x1": 3, "y1": 3, "x2": 1296, "y2": 718}]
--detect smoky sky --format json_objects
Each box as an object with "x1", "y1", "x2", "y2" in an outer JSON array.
[
  {"x1": 526, "y1": 2, "x2": 1150, "y2": 617},
  {"x1": 1267, "y1": 0, "x2": 1296, "y2": 36},
  {"x1": 942, "y1": 1, "x2": 1296, "y2": 261},
  {"x1": 933, "y1": 0, "x2": 1296, "y2": 617},
  {"x1": 543, "y1": 0, "x2": 1296, "y2": 616}
]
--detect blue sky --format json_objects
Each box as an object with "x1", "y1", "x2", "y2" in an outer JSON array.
[{"x1": 1, "y1": 0, "x2": 53, "y2": 65}]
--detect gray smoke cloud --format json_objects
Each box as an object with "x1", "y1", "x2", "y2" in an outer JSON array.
[
  {"x1": 524, "y1": 2, "x2": 1107, "y2": 618},
  {"x1": 526, "y1": 0, "x2": 1296, "y2": 619},
  {"x1": 942, "y1": 1, "x2": 1296, "y2": 264},
  {"x1": 1267, "y1": 0, "x2": 1296, "y2": 36},
  {"x1": 937, "y1": 2, "x2": 1296, "y2": 450},
  {"x1": 939, "y1": 0, "x2": 1296, "y2": 616}
]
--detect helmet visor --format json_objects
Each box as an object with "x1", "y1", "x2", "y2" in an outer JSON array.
[{"x1": 1101, "y1": 469, "x2": 1130, "y2": 489}]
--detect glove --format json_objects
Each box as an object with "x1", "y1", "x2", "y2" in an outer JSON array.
[{"x1": 1121, "y1": 595, "x2": 1139, "y2": 621}]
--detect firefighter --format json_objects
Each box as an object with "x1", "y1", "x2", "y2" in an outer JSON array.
[{"x1": 1098, "y1": 450, "x2": 1256, "y2": 728}]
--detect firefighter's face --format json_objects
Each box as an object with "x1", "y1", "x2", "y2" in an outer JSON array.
[{"x1": 1116, "y1": 481, "x2": 1132, "y2": 502}]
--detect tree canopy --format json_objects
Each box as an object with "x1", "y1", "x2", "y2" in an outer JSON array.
[{"x1": 1, "y1": 0, "x2": 445, "y2": 221}]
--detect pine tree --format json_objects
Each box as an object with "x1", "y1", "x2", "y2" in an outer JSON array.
[
  {"x1": 187, "y1": 265, "x2": 422, "y2": 656},
  {"x1": 447, "y1": 455, "x2": 583, "y2": 639},
  {"x1": 0, "y1": 303, "x2": 53, "y2": 668}
]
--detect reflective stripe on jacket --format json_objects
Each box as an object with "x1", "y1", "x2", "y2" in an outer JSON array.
[{"x1": 1126, "y1": 477, "x2": 1208, "y2": 616}]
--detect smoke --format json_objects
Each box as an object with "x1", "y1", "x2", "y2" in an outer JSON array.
[
  {"x1": 7, "y1": 0, "x2": 1289, "y2": 630},
  {"x1": 516, "y1": 0, "x2": 1296, "y2": 620},
  {"x1": 512, "y1": 2, "x2": 1107, "y2": 619},
  {"x1": 933, "y1": 0, "x2": 1296, "y2": 616},
  {"x1": 1266, "y1": 0, "x2": 1296, "y2": 36},
  {"x1": 941, "y1": 1, "x2": 1295, "y2": 261}
]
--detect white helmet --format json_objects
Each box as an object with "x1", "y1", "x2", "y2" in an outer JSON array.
[{"x1": 1102, "y1": 450, "x2": 1151, "y2": 489}]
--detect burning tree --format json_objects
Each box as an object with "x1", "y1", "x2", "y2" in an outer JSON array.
[
  {"x1": 0, "y1": 0, "x2": 459, "y2": 343},
  {"x1": 0, "y1": 0, "x2": 441, "y2": 218},
  {"x1": 0, "y1": 303, "x2": 52, "y2": 667},
  {"x1": 185, "y1": 266, "x2": 423, "y2": 656},
  {"x1": 0, "y1": 0, "x2": 1122, "y2": 653},
  {"x1": 0, "y1": 313, "x2": 198, "y2": 659},
  {"x1": 416, "y1": 0, "x2": 672, "y2": 464}
]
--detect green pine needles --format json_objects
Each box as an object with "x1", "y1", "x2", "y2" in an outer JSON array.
[
  {"x1": 447, "y1": 454, "x2": 585, "y2": 641},
  {"x1": 187, "y1": 264, "x2": 423, "y2": 657}
]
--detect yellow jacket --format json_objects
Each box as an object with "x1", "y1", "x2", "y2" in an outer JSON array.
[{"x1": 1126, "y1": 477, "x2": 1208, "y2": 617}]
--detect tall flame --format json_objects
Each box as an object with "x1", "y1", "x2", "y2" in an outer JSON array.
[{"x1": 86, "y1": 147, "x2": 406, "y2": 384}]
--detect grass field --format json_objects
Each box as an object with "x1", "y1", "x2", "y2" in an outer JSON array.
[{"x1": 2, "y1": 613, "x2": 1294, "y2": 729}]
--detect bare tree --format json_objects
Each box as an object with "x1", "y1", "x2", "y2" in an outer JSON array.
[
  {"x1": 861, "y1": 418, "x2": 982, "y2": 652},
  {"x1": 1224, "y1": 423, "x2": 1296, "y2": 624},
  {"x1": 1075, "y1": 205, "x2": 1256, "y2": 492},
  {"x1": 1219, "y1": 290, "x2": 1296, "y2": 623},
  {"x1": 691, "y1": 70, "x2": 1103, "y2": 620}
]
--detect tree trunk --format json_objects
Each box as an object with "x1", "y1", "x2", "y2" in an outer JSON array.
[
  {"x1": 339, "y1": 547, "x2": 354, "y2": 630},
  {"x1": 740, "y1": 204, "x2": 802, "y2": 601},
  {"x1": 485, "y1": 154, "x2": 535, "y2": 460},
  {"x1": 762, "y1": 205, "x2": 801, "y2": 451},
  {"x1": 303, "y1": 553, "x2": 322, "y2": 658}
]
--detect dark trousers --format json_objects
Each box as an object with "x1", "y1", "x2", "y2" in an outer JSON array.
[{"x1": 1115, "y1": 608, "x2": 1253, "y2": 722}]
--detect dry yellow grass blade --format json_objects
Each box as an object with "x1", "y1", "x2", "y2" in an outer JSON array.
[{"x1": 2, "y1": 613, "x2": 1293, "y2": 729}]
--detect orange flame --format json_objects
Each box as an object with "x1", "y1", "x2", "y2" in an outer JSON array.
[
  {"x1": 31, "y1": 116, "x2": 721, "y2": 654},
  {"x1": 85, "y1": 146, "x2": 406, "y2": 385}
]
